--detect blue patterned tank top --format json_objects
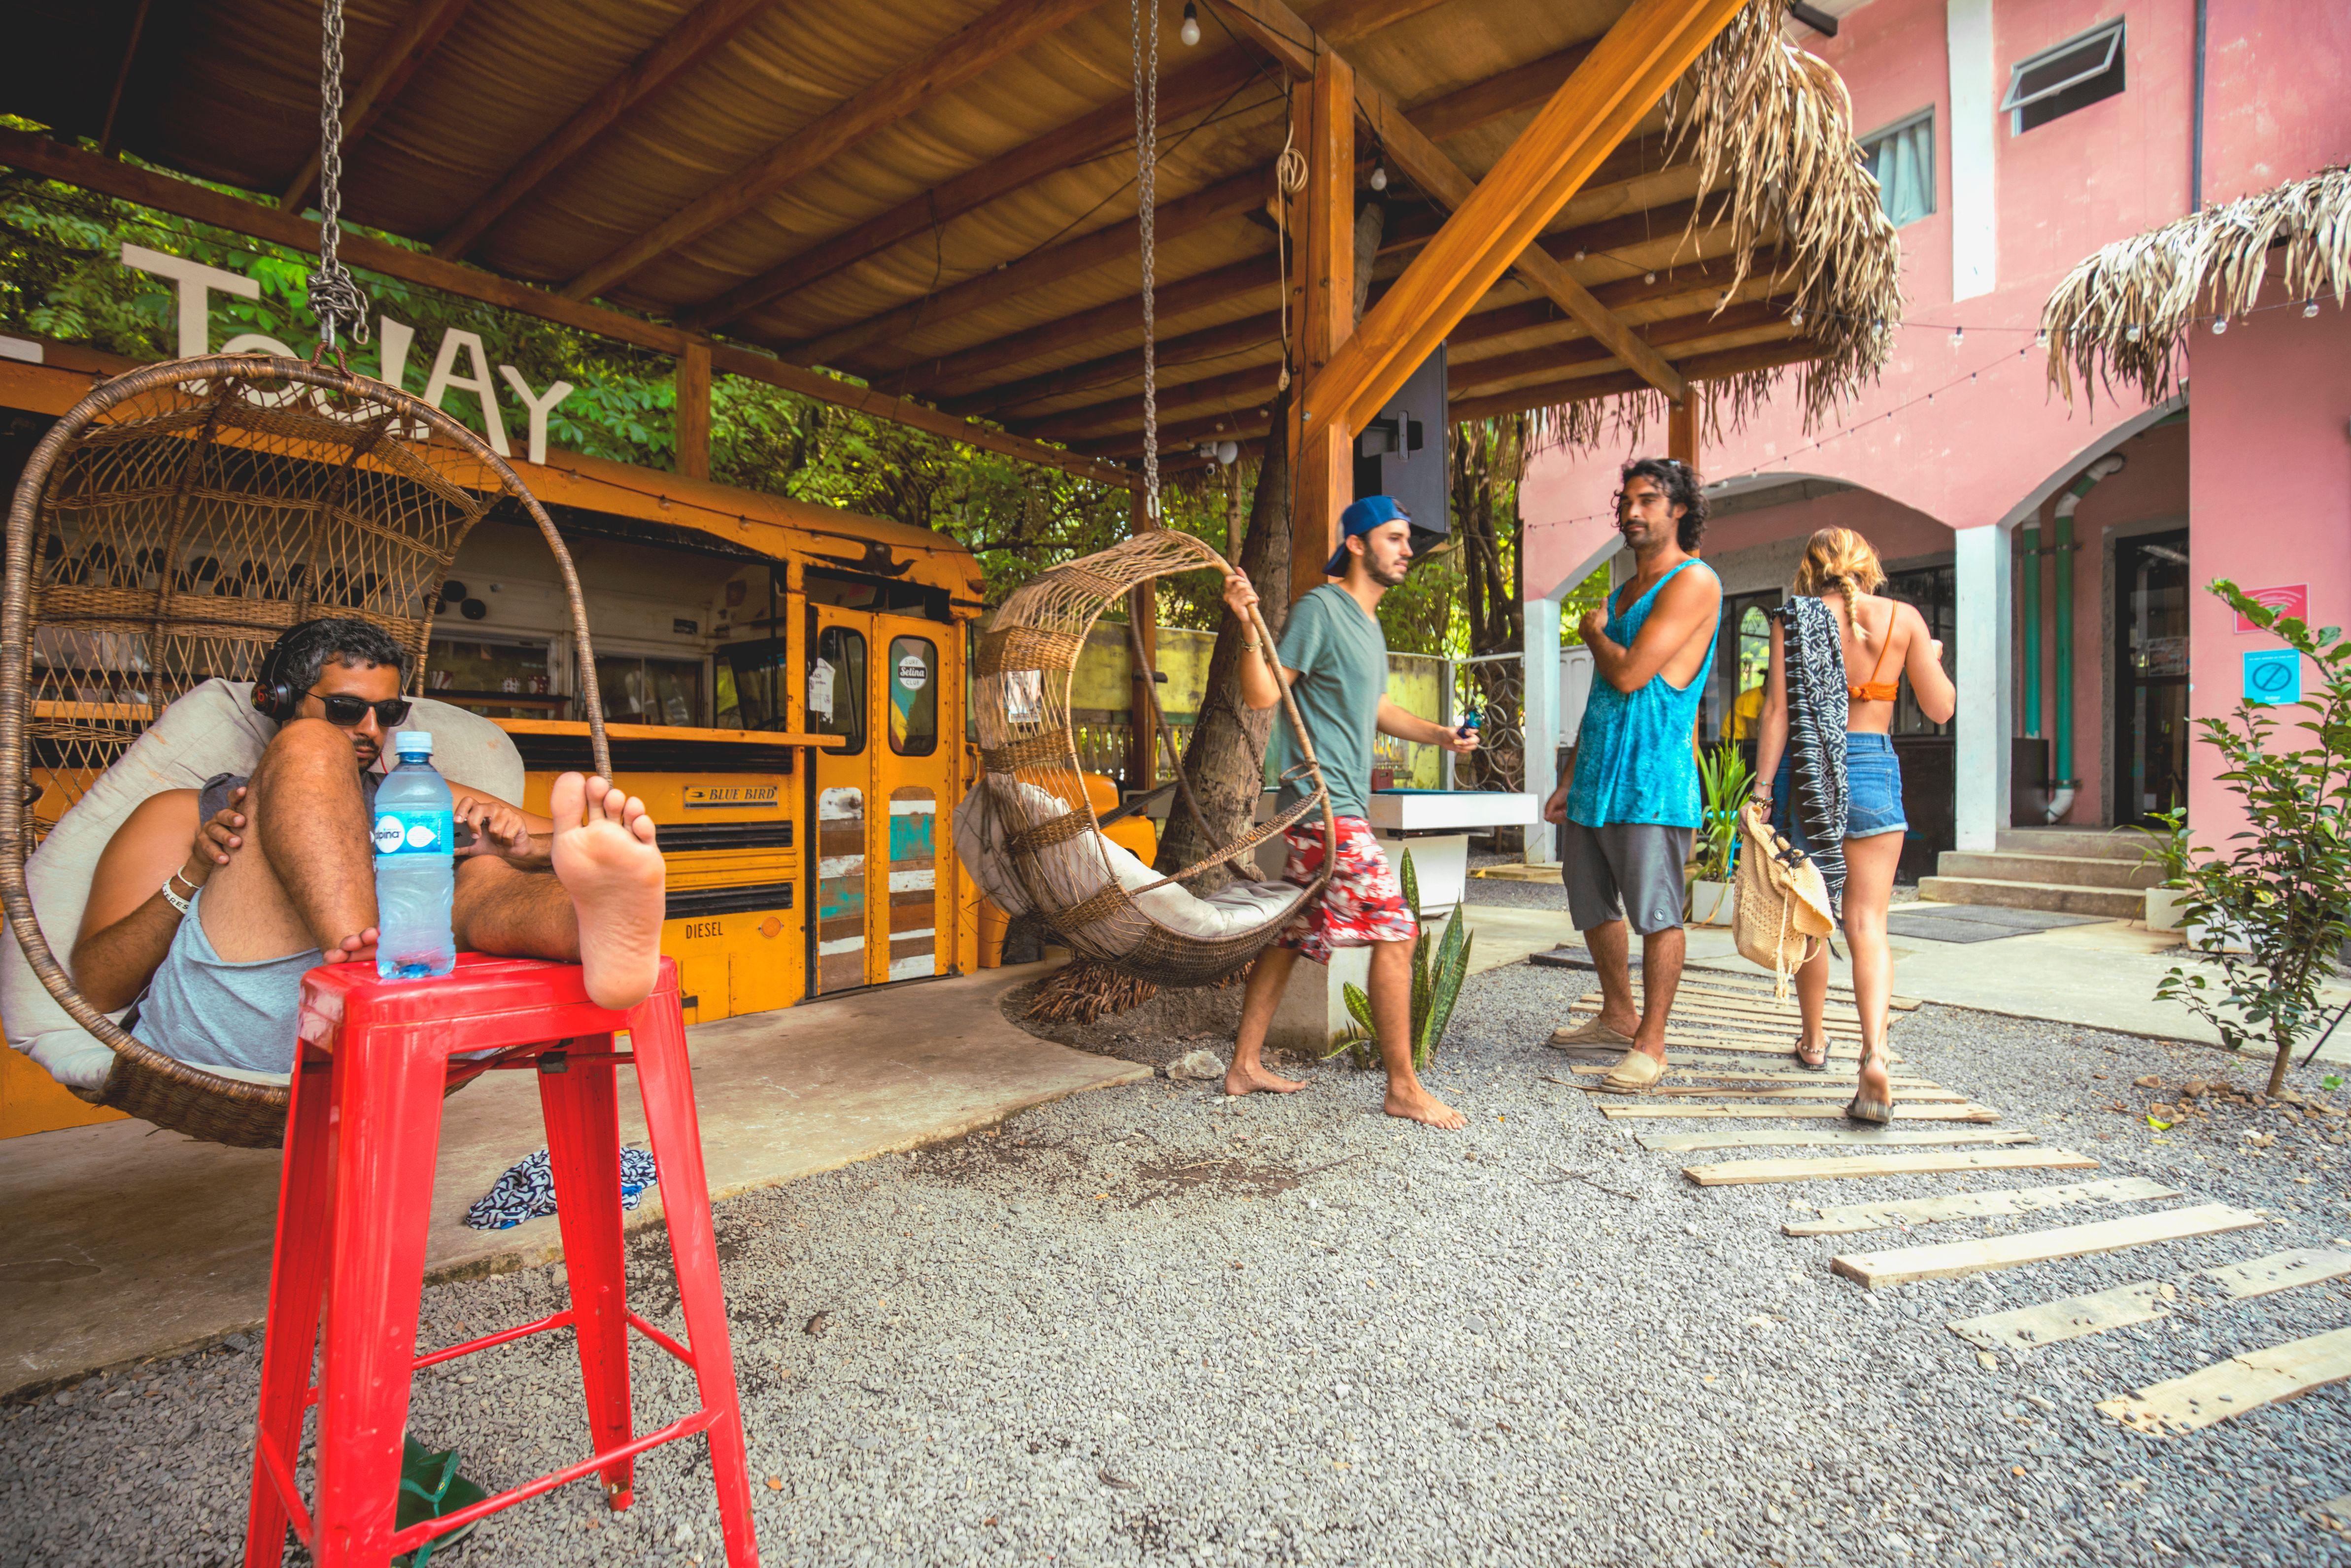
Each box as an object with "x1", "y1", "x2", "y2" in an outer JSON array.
[{"x1": 1564, "y1": 558, "x2": 1720, "y2": 829}]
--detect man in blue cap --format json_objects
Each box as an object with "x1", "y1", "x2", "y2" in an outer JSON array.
[{"x1": 1218, "y1": 495, "x2": 1478, "y2": 1129}]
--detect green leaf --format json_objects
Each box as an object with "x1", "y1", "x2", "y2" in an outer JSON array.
[
  {"x1": 1343, "y1": 982, "x2": 1375, "y2": 1036},
  {"x1": 1399, "y1": 848, "x2": 1421, "y2": 923}
]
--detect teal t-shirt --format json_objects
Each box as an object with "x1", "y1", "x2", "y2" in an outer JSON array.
[{"x1": 1272, "y1": 584, "x2": 1387, "y2": 819}]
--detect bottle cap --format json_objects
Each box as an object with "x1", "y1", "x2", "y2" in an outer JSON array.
[{"x1": 393, "y1": 730, "x2": 434, "y2": 755}]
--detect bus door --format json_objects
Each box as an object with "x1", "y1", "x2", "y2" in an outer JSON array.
[{"x1": 806, "y1": 606, "x2": 957, "y2": 995}]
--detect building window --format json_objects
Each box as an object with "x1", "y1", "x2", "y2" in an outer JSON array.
[
  {"x1": 886, "y1": 636, "x2": 939, "y2": 756},
  {"x1": 1860, "y1": 110, "x2": 1935, "y2": 227},
  {"x1": 596, "y1": 652, "x2": 705, "y2": 729},
  {"x1": 1882, "y1": 565, "x2": 1957, "y2": 737},
  {"x1": 2001, "y1": 20, "x2": 2126, "y2": 133}
]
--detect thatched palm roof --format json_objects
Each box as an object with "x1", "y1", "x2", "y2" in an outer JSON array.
[
  {"x1": 2044, "y1": 164, "x2": 2351, "y2": 406},
  {"x1": 5, "y1": 0, "x2": 1902, "y2": 458}
]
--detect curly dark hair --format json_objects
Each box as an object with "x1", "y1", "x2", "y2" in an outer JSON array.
[
  {"x1": 265, "y1": 616, "x2": 410, "y2": 693},
  {"x1": 1620, "y1": 456, "x2": 1707, "y2": 553}
]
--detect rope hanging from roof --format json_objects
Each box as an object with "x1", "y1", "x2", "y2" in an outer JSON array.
[{"x1": 1130, "y1": 0, "x2": 1161, "y2": 519}]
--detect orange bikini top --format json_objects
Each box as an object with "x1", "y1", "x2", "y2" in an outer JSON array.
[{"x1": 1847, "y1": 614, "x2": 1900, "y2": 703}]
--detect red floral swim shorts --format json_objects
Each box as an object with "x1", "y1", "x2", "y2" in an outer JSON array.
[{"x1": 1275, "y1": 815, "x2": 1417, "y2": 965}]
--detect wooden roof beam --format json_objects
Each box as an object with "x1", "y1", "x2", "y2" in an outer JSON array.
[
  {"x1": 562, "y1": 0, "x2": 1100, "y2": 302},
  {"x1": 280, "y1": 0, "x2": 478, "y2": 212},
  {"x1": 1446, "y1": 334, "x2": 1817, "y2": 424},
  {"x1": 0, "y1": 131, "x2": 1136, "y2": 492},
  {"x1": 1207, "y1": 0, "x2": 1687, "y2": 400},
  {"x1": 1301, "y1": 0, "x2": 1749, "y2": 447},
  {"x1": 433, "y1": 0, "x2": 776, "y2": 261}
]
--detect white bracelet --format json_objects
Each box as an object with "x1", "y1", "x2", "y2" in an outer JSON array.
[{"x1": 159, "y1": 876, "x2": 191, "y2": 916}]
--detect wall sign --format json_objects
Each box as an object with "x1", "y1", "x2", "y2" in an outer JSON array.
[
  {"x1": 2234, "y1": 583, "x2": 2308, "y2": 634},
  {"x1": 2243, "y1": 648, "x2": 2302, "y2": 706},
  {"x1": 120, "y1": 244, "x2": 575, "y2": 466}
]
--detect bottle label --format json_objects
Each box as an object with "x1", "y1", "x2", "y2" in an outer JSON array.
[{"x1": 374, "y1": 809, "x2": 454, "y2": 857}]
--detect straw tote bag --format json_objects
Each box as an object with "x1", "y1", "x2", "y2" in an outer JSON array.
[{"x1": 1732, "y1": 800, "x2": 1836, "y2": 995}]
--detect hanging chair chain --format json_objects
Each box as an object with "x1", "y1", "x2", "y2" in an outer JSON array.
[
  {"x1": 1130, "y1": 0, "x2": 1160, "y2": 521},
  {"x1": 307, "y1": 0, "x2": 372, "y2": 354}
]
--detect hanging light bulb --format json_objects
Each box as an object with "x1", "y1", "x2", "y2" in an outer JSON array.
[
  {"x1": 1180, "y1": 0, "x2": 1200, "y2": 45},
  {"x1": 2035, "y1": 328, "x2": 2049, "y2": 349},
  {"x1": 1789, "y1": 308, "x2": 1805, "y2": 329},
  {"x1": 1369, "y1": 164, "x2": 1388, "y2": 192},
  {"x1": 1573, "y1": 248, "x2": 1587, "y2": 262},
  {"x1": 1217, "y1": 439, "x2": 1240, "y2": 466},
  {"x1": 2305, "y1": 299, "x2": 2322, "y2": 318},
  {"x1": 2211, "y1": 317, "x2": 2228, "y2": 335},
  {"x1": 2125, "y1": 324, "x2": 2142, "y2": 342},
  {"x1": 1644, "y1": 271, "x2": 1657, "y2": 284},
  {"x1": 1950, "y1": 325, "x2": 1964, "y2": 347}
]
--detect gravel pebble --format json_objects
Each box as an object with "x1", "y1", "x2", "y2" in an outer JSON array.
[{"x1": 4, "y1": 958, "x2": 2347, "y2": 1566}]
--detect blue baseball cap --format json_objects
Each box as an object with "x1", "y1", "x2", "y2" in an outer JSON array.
[{"x1": 1325, "y1": 494, "x2": 1411, "y2": 577}]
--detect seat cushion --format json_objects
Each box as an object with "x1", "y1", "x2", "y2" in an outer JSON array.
[{"x1": 2, "y1": 682, "x2": 526, "y2": 1092}]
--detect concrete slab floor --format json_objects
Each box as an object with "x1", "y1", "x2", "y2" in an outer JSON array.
[
  {"x1": 0, "y1": 964, "x2": 1147, "y2": 1398},
  {"x1": 1464, "y1": 899, "x2": 2351, "y2": 1067}
]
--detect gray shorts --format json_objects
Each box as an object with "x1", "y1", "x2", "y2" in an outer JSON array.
[{"x1": 1563, "y1": 821, "x2": 1693, "y2": 937}]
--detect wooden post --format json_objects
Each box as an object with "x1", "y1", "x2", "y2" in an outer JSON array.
[
  {"x1": 675, "y1": 340, "x2": 712, "y2": 480},
  {"x1": 1667, "y1": 394, "x2": 1697, "y2": 469},
  {"x1": 1289, "y1": 51, "x2": 1356, "y2": 605},
  {"x1": 1126, "y1": 485, "x2": 1159, "y2": 793}
]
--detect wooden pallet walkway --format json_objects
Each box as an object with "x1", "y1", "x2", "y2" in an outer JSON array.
[
  {"x1": 1829, "y1": 1204, "x2": 2268, "y2": 1289},
  {"x1": 1787, "y1": 1177, "x2": 2180, "y2": 1237},
  {"x1": 1946, "y1": 1248, "x2": 2351, "y2": 1353},
  {"x1": 1605, "y1": 1101, "x2": 2000, "y2": 1123},
  {"x1": 2097, "y1": 1326, "x2": 2351, "y2": 1435},
  {"x1": 1682, "y1": 1147, "x2": 2098, "y2": 1186},
  {"x1": 1635, "y1": 1128, "x2": 2037, "y2": 1153}
]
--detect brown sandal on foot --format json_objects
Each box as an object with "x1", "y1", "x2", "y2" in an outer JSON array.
[
  {"x1": 1793, "y1": 1034, "x2": 1830, "y2": 1072},
  {"x1": 1844, "y1": 1048, "x2": 1893, "y2": 1125}
]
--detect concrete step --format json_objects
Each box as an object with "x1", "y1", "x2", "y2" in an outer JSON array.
[
  {"x1": 1935, "y1": 851, "x2": 2162, "y2": 890},
  {"x1": 1994, "y1": 826, "x2": 2148, "y2": 862},
  {"x1": 1914, "y1": 876, "x2": 2147, "y2": 920}
]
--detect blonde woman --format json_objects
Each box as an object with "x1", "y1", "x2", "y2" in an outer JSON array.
[{"x1": 1750, "y1": 529, "x2": 1956, "y2": 1121}]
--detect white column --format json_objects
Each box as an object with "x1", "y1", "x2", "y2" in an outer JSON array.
[
  {"x1": 1953, "y1": 523, "x2": 2013, "y2": 850},
  {"x1": 1520, "y1": 596, "x2": 1563, "y2": 865},
  {"x1": 1947, "y1": 0, "x2": 1999, "y2": 301}
]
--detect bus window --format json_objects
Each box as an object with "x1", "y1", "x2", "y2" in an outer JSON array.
[
  {"x1": 887, "y1": 636, "x2": 938, "y2": 756},
  {"x1": 809, "y1": 627, "x2": 866, "y2": 753},
  {"x1": 716, "y1": 638, "x2": 789, "y2": 730},
  {"x1": 597, "y1": 653, "x2": 704, "y2": 728},
  {"x1": 427, "y1": 636, "x2": 562, "y2": 719}
]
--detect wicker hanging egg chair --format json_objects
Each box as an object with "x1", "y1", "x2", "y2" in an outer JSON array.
[
  {"x1": 0, "y1": 354, "x2": 613, "y2": 1148},
  {"x1": 964, "y1": 528, "x2": 1335, "y2": 988}
]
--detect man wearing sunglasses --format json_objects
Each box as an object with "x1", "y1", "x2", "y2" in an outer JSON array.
[{"x1": 72, "y1": 617, "x2": 665, "y2": 1073}]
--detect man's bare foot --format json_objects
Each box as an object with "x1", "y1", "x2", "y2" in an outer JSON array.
[
  {"x1": 1225, "y1": 1059, "x2": 1305, "y2": 1096},
  {"x1": 549, "y1": 773, "x2": 665, "y2": 1011},
  {"x1": 1385, "y1": 1082, "x2": 1466, "y2": 1129}
]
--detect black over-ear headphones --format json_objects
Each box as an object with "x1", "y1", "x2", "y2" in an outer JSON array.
[{"x1": 251, "y1": 629, "x2": 307, "y2": 721}]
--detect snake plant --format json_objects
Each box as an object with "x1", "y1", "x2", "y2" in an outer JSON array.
[{"x1": 1326, "y1": 848, "x2": 1475, "y2": 1069}]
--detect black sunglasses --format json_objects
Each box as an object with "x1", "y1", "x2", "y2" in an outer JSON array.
[{"x1": 307, "y1": 687, "x2": 412, "y2": 728}]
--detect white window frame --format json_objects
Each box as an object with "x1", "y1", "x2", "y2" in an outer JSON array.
[
  {"x1": 1858, "y1": 107, "x2": 1936, "y2": 227},
  {"x1": 2001, "y1": 19, "x2": 2125, "y2": 131}
]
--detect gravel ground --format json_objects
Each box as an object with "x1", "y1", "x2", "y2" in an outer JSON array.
[{"x1": 6, "y1": 962, "x2": 2350, "y2": 1567}]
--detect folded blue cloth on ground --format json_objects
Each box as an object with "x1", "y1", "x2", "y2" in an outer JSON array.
[{"x1": 464, "y1": 1146, "x2": 660, "y2": 1230}]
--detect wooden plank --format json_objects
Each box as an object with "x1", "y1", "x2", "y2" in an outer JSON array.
[
  {"x1": 1675, "y1": 975, "x2": 1919, "y2": 1010},
  {"x1": 1303, "y1": 0, "x2": 1748, "y2": 441},
  {"x1": 2200, "y1": 1248, "x2": 2351, "y2": 1300},
  {"x1": 1555, "y1": 1032, "x2": 1884, "y2": 1061},
  {"x1": 564, "y1": 0, "x2": 1101, "y2": 301},
  {"x1": 1949, "y1": 1281, "x2": 2174, "y2": 1354},
  {"x1": 1600, "y1": 991, "x2": 1890, "y2": 1027},
  {"x1": 1447, "y1": 335, "x2": 1820, "y2": 425},
  {"x1": 1683, "y1": 1148, "x2": 2098, "y2": 1187},
  {"x1": 1788, "y1": 1177, "x2": 2181, "y2": 1237},
  {"x1": 1602, "y1": 1102, "x2": 1999, "y2": 1122},
  {"x1": 2097, "y1": 1326, "x2": 2351, "y2": 1436},
  {"x1": 1832, "y1": 1204, "x2": 2268, "y2": 1290},
  {"x1": 1568, "y1": 1063, "x2": 1940, "y2": 1085},
  {"x1": 1636, "y1": 1128, "x2": 2036, "y2": 1153},
  {"x1": 674, "y1": 340, "x2": 712, "y2": 481},
  {"x1": 1611, "y1": 1085, "x2": 1964, "y2": 1102},
  {"x1": 1290, "y1": 53, "x2": 1354, "y2": 604},
  {"x1": 436, "y1": 0, "x2": 778, "y2": 260},
  {"x1": 1570, "y1": 998, "x2": 1866, "y2": 1037}
]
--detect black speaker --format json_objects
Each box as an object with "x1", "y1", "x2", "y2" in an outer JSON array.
[{"x1": 1352, "y1": 341, "x2": 1448, "y2": 555}]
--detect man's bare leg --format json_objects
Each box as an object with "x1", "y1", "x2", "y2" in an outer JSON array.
[
  {"x1": 1630, "y1": 924, "x2": 1685, "y2": 1064},
  {"x1": 1371, "y1": 937, "x2": 1464, "y2": 1128},
  {"x1": 1227, "y1": 945, "x2": 1306, "y2": 1095},
  {"x1": 198, "y1": 719, "x2": 377, "y2": 962},
  {"x1": 1583, "y1": 919, "x2": 1642, "y2": 1037}
]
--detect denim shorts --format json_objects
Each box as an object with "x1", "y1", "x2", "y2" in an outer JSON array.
[{"x1": 1772, "y1": 731, "x2": 1908, "y2": 852}]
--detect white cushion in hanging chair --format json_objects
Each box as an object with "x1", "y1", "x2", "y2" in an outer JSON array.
[
  {"x1": 3, "y1": 682, "x2": 527, "y2": 1091},
  {"x1": 952, "y1": 777, "x2": 1297, "y2": 957}
]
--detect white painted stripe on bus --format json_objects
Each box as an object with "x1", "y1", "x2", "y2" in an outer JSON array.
[
  {"x1": 889, "y1": 870, "x2": 935, "y2": 892},
  {"x1": 819, "y1": 856, "x2": 865, "y2": 879},
  {"x1": 889, "y1": 797, "x2": 934, "y2": 815},
  {"x1": 817, "y1": 936, "x2": 866, "y2": 956},
  {"x1": 888, "y1": 928, "x2": 937, "y2": 944},
  {"x1": 818, "y1": 788, "x2": 863, "y2": 819},
  {"x1": 888, "y1": 954, "x2": 937, "y2": 980}
]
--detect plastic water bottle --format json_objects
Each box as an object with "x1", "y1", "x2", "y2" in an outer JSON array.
[
  {"x1": 1458, "y1": 709, "x2": 1481, "y2": 744},
  {"x1": 373, "y1": 730, "x2": 456, "y2": 980}
]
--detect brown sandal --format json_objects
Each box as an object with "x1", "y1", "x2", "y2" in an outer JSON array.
[
  {"x1": 1793, "y1": 1034, "x2": 1830, "y2": 1072},
  {"x1": 1844, "y1": 1047, "x2": 1893, "y2": 1125}
]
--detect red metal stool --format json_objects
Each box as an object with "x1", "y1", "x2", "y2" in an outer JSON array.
[{"x1": 242, "y1": 954, "x2": 758, "y2": 1567}]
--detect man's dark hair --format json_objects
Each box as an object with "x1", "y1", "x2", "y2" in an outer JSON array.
[
  {"x1": 1621, "y1": 456, "x2": 1707, "y2": 553},
  {"x1": 266, "y1": 616, "x2": 409, "y2": 693}
]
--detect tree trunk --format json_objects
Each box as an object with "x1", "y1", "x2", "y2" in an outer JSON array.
[{"x1": 1154, "y1": 201, "x2": 1384, "y2": 886}]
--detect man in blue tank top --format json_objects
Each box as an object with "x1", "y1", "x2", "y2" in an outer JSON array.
[{"x1": 1540, "y1": 459, "x2": 1721, "y2": 1092}]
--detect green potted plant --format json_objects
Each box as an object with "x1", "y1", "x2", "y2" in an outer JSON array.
[
  {"x1": 1687, "y1": 740, "x2": 1754, "y2": 925},
  {"x1": 2155, "y1": 580, "x2": 2351, "y2": 1097},
  {"x1": 2127, "y1": 806, "x2": 2192, "y2": 931}
]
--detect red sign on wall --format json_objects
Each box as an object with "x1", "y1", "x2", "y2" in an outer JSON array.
[{"x1": 2235, "y1": 583, "x2": 2308, "y2": 634}]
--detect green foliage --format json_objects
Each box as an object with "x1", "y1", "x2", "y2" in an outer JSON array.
[
  {"x1": 1691, "y1": 740, "x2": 1756, "y2": 885},
  {"x1": 1560, "y1": 563, "x2": 1614, "y2": 648},
  {"x1": 1324, "y1": 848, "x2": 1475, "y2": 1069},
  {"x1": 2125, "y1": 806, "x2": 2192, "y2": 887},
  {"x1": 2154, "y1": 579, "x2": 2351, "y2": 1095}
]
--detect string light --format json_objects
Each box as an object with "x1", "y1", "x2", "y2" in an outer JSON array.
[
  {"x1": 2305, "y1": 299, "x2": 2322, "y2": 318},
  {"x1": 1644, "y1": 272, "x2": 1657, "y2": 284},
  {"x1": 1789, "y1": 308, "x2": 1805, "y2": 329},
  {"x1": 1950, "y1": 326, "x2": 1964, "y2": 346},
  {"x1": 2212, "y1": 317, "x2": 2228, "y2": 335},
  {"x1": 1369, "y1": 164, "x2": 1388, "y2": 192},
  {"x1": 1179, "y1": 0, "x2": 1200, "y2": 45}
]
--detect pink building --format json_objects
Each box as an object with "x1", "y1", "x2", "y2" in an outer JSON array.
[{"x1": 1517, "y1": 0, "x2": 2351, "y2": 905}]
